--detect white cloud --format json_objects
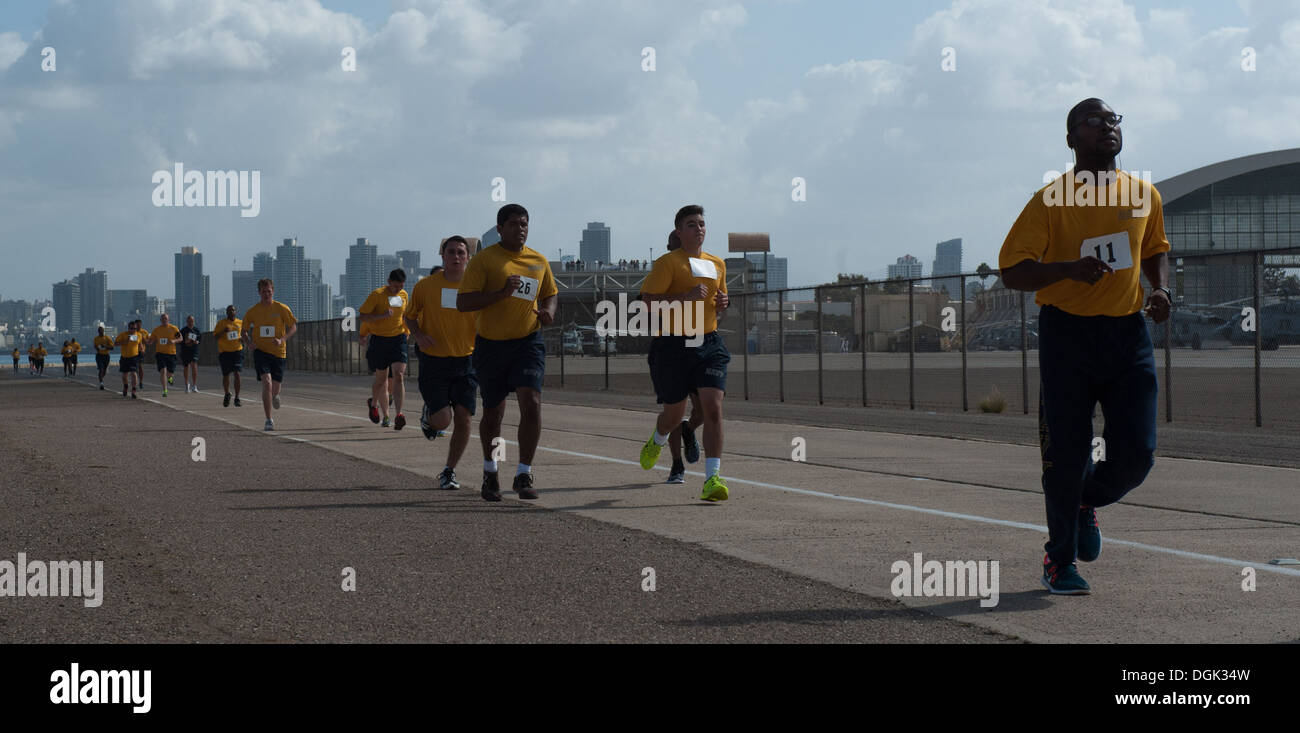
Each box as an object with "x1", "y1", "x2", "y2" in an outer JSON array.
[{"x1": 0, "y1": 31, "x2": 26, "y2": 70}]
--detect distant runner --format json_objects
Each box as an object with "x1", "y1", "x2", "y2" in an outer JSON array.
[
  {"x1": 179, "y1": 315, "x2": 202, "y2": 393},
  {"x1": 93, "y1": 327, "x2": 114, "y2": 389},
  {"x1": 242, "y1": 279, "x2": 298, "y2": 431},
  {"x1": 213, "y1": 305, "x2": 244, "y2": 407}
]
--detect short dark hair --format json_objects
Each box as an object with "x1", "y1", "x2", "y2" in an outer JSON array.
[
  {"x1": 389, "y1": 268, "x2": 406, "y2": 283},
  {"x1": 1067, "y1": 98, "x2": 1106, "y2": 131},
  {"x1": 667, "y1": 230, "x2": 681, "y2": 251},
  {"x1": 441, "y1": 235, "x2": 468, "y2": 254},
  {"x1": 257, "y1": 277, "x2": 274, "y2": 292},
  {"x1": 674, "y1": 205, "x2": 704, "y2": 229},
  {"x1": 497, "y1": 204, "x2": 529, "y2": 226}
]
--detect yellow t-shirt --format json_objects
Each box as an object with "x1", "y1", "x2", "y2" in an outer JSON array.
[
  {"x1": 93, "y1": 336, "x2": 114, "y2": 354},
  {"x1": 407, "y1": 271, "x2": 478, "y2": 357},
  {"x1": 999, "y1": 171, "x2": 1170, "y2": 317},
  {"x1": 61, "y1": 345, "x2": 74, "y2": 358},
  {"x1": 115, "y1": 331, "x2": 146, "y2": 358},
  {"x1": 640, "y1": 248, "x2": 728, "y2": 335},
  {"x1": 213, "y1": 318, "x2": 244, "y2": 353},
  {"x1": 459, "y1": 245, "x2": 558, "y2": 341},
  {"x1": 10, "y1": 349, "x2": 18, "y2": 360},
  {"x1": 359, "y1": 287, "x2": 410, "y2": 338},
  {"x1": 242, "y1": 301, "x2": 297, "y2": 358},
  {"x1": 150, "y1": 324, "x2": 182, "y2": 355},
  {"x1": 33, "y1": 346, "x2": 47, "y2": 358}
]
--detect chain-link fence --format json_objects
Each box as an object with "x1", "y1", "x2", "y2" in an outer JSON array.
[{"x1": 212, "y1": 251, "x2": 1300, "y2": 434}]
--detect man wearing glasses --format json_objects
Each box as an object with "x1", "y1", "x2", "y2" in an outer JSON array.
[{"x1": 998, "y1": 98, "x2": 1171, "y2": 595}]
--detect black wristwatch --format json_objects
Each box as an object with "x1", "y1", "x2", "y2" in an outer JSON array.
[{"x1": 1153, "y1": 286, "x2": 1172, "y2": 301}]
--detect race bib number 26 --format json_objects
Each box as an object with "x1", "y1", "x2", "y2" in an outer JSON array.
[{"x1": 511, "y1": 276, "x2": 540, "y2": 302}]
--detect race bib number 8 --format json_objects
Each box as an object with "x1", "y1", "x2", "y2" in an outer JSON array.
[
  {"x1": 511, "y1": 276, "x2": 540, "y2": 302},
  {"x1": 259, "y1": 326, "x2": 276, "y2": 338},
  {"x1": 1080, "y1": 232, "x2": 1134, "y2": 271},
  {"x1": 441, "y1": 288, "x2": 458, "y2": 309},
  {"x1": 226, "y1": 331, "x2": 239, "y2": 341}
]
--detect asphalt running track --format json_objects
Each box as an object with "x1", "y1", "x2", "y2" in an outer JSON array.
[{"x1": 3, "y1": 368, "x2": 1297, "y2": 643}]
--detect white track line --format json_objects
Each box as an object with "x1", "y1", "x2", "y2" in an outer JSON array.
[{"x1": 121, "y1": 385, "x2": 1300, "y2": 579}]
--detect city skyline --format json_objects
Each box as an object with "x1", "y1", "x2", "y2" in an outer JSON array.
[{"x1": 4, "y1": 1, "x2": 1295, "y2": 309}]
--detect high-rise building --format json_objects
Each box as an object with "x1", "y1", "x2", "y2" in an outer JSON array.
[
  {"x1": 0, "y1": 299, "x2": 33, "y2": 328},
  {"x1": 744, "y1": 254, "x2": 788, "y2": 292},
  {"x1": 52, "y1": 280, "x2": 81, "y2": 332},
  {"x1": 313, "y1": 282, "x2": 333, "y2": 321},
  {"x1": 396, "y1": 250, "x2": 421, "y2": 278},
  {"x1": 107, "y1": 290, "x2": 148, "y2": 325},
  {"x1": 580, "y1": 222, "x2": 611, "y2": 265},
  {"x1": 231, "y1": 270, "x2": 257, "y2": 309},
  {"x1": 174, "y1": 246, "x2": 211, "y2": 328},
  {"x1": 932, "y1": 238, "x2": 963, "y2": 297},
  {"x1": 273, "y1": 238, "x2": 310, "y2": 320},
  {"x1": 887, "y1": 254, "x2": 923, "y2": 280},
  {"x1": 75, "y1": 268, "x2": 108, "y2": 328},
  {"x1": 344, "y1": 237, "x2": 380, "y2": 310},
  {"x1": 253, "y1": 252, "x2": 274, "y2": 281},
  {"x1": 378, "y1": 254, "x2": 399, "y2": 280}
]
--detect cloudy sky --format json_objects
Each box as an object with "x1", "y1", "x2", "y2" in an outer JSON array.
[{"x1": 1, "y1": 0, "x2": 1297, "y2": 309}]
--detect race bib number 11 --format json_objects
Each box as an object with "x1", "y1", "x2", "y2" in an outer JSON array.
[{"x1": 1080, "y1": 232, "x2": 1134, "y2": 271}]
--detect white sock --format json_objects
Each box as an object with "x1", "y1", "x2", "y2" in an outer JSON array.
[
  {"x1": 516, "y1": 462, "x2": 531, "y2": 476},
  {"x1": 705, "y1": 457, "x2": 720, "y2": 477},
  {"x1": 484, "y1": 459, "x2": 498, "y2": 473},
  {"x1": 653, "y1": 431, "x2": 668, "y2": 446}
]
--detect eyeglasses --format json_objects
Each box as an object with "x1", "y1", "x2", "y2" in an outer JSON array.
[{"x1": 1075, "y1": 113, "x2": 1122, "y2": 129}]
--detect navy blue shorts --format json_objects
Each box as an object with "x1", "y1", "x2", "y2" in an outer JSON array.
[
  {"x1": 472, "y1": 331, "x2": 545, "y2": 409},
  {"x1": 253, "y1": 349, "x2": 285, "y2": 382},
  {"x1": 367, "y1": 334, "x2": 409, "y2": 372},
  {"x1": 417, "y1": 352, "x2": 477, "y2": 415},
  {"x1": 219, "y1": 350, "x2": 244, "y2": 375},
  {"x1": 155, "y1": 353, "x2": 177, "y2": 372},
  {"x1": 119, "y1": 356, "x2": 139, "y2": 373},
  {"x1": 648, "y1": 331, "x2": 730, "y2": 405},
  {"x1": 180, "y1": 347, "x2": 198, "y2": 367},
  {"x1": 95, "y1": 354, "x2": 110, "y2": 370}
]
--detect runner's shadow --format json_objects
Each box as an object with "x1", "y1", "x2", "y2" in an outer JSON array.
[
  {"x1": 663, "y1": 607, "x2": 945, "y2": 628},
  {"x1": 908, "y1": 590, "x2": 1053, "y2": 616}
]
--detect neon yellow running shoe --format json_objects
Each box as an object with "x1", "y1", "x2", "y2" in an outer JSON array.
[
  {"x1": 701, "y1": 474, "x2": 729, "y2": 502},
  {"x1": 639, "y1": 434, "x2": 662, "y2": 470}
]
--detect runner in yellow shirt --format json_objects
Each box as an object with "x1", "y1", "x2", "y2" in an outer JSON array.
[
  {"x1": 150, "y1": 314, "x2": 182, "y2": 397},
  {"x1": 114, "y1": 321, "x2": 147, "y2": 398},
  {"x1": 359, "y1": 269, "x2": 410, "y2": 429},
  {"x1": 69, "y1": 338, "x2": 81, "y2": 377},
  {"x1": 133, "y1": 319, "x2": 148, "y2": 390},
  {"x1": 32, "y1": 343, "x2": 47, "y2": 375},
  {"x1": 60, "y1": 340, "x2": 73, "y2": 377},
  {"x1": 93, "y1": 327, "x2": 114, "y2": 389},
  {"x1": 242, "y1": 278, "x2": 298, "y2": 431},
  {"x1": 457, "y1": 204, "x2": 557, "y2": 502},
  {"x1": 213, "y1": 305, "x2": 245, "y2": 407},
  {"x1": 10, "y1": 347, "x2": 19, "y2": 373},
  {"x1": 998, "y1": 98, "x2": 1170, "y2": 595},
  {"x1": 25, "y1": 344, "x2": 34, "y2": 375},
  {"x1": 637, "y1": 205, "x2": 731, "y2": 502},
  {"x1": 404, "y1": 237, "x2": 479, "y2": 490}
]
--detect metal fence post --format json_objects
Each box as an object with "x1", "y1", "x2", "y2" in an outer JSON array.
[
  {"x1": 778, "y1": 289, "x2": 785, "y2": 403},
  {"x1": 816, "y1": 286, "x2": 823, "y2": 405},
  {"x1": 960, "y1": 277, "x2": 968, "y2": 412},
  {"x1": 742, "y1": 292, "x2": 749, "y2": 401},
  {"x1": 1164, "y1": 312, "x2": 1172, "y2": 423},
  {"x1": 859, "y1": 282, "x2": 867, "y2": 407},
  {"x1": 908, "y1": 279, "x2": 915, "y2": 410},
  {"x1": 1254, "y1": 250, "x2": 1262, "y2": 428}
]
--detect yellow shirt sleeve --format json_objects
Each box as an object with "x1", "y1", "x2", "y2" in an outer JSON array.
[{"x1": 999, "y1": 193, "x2": 1050, "y2": 270}]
